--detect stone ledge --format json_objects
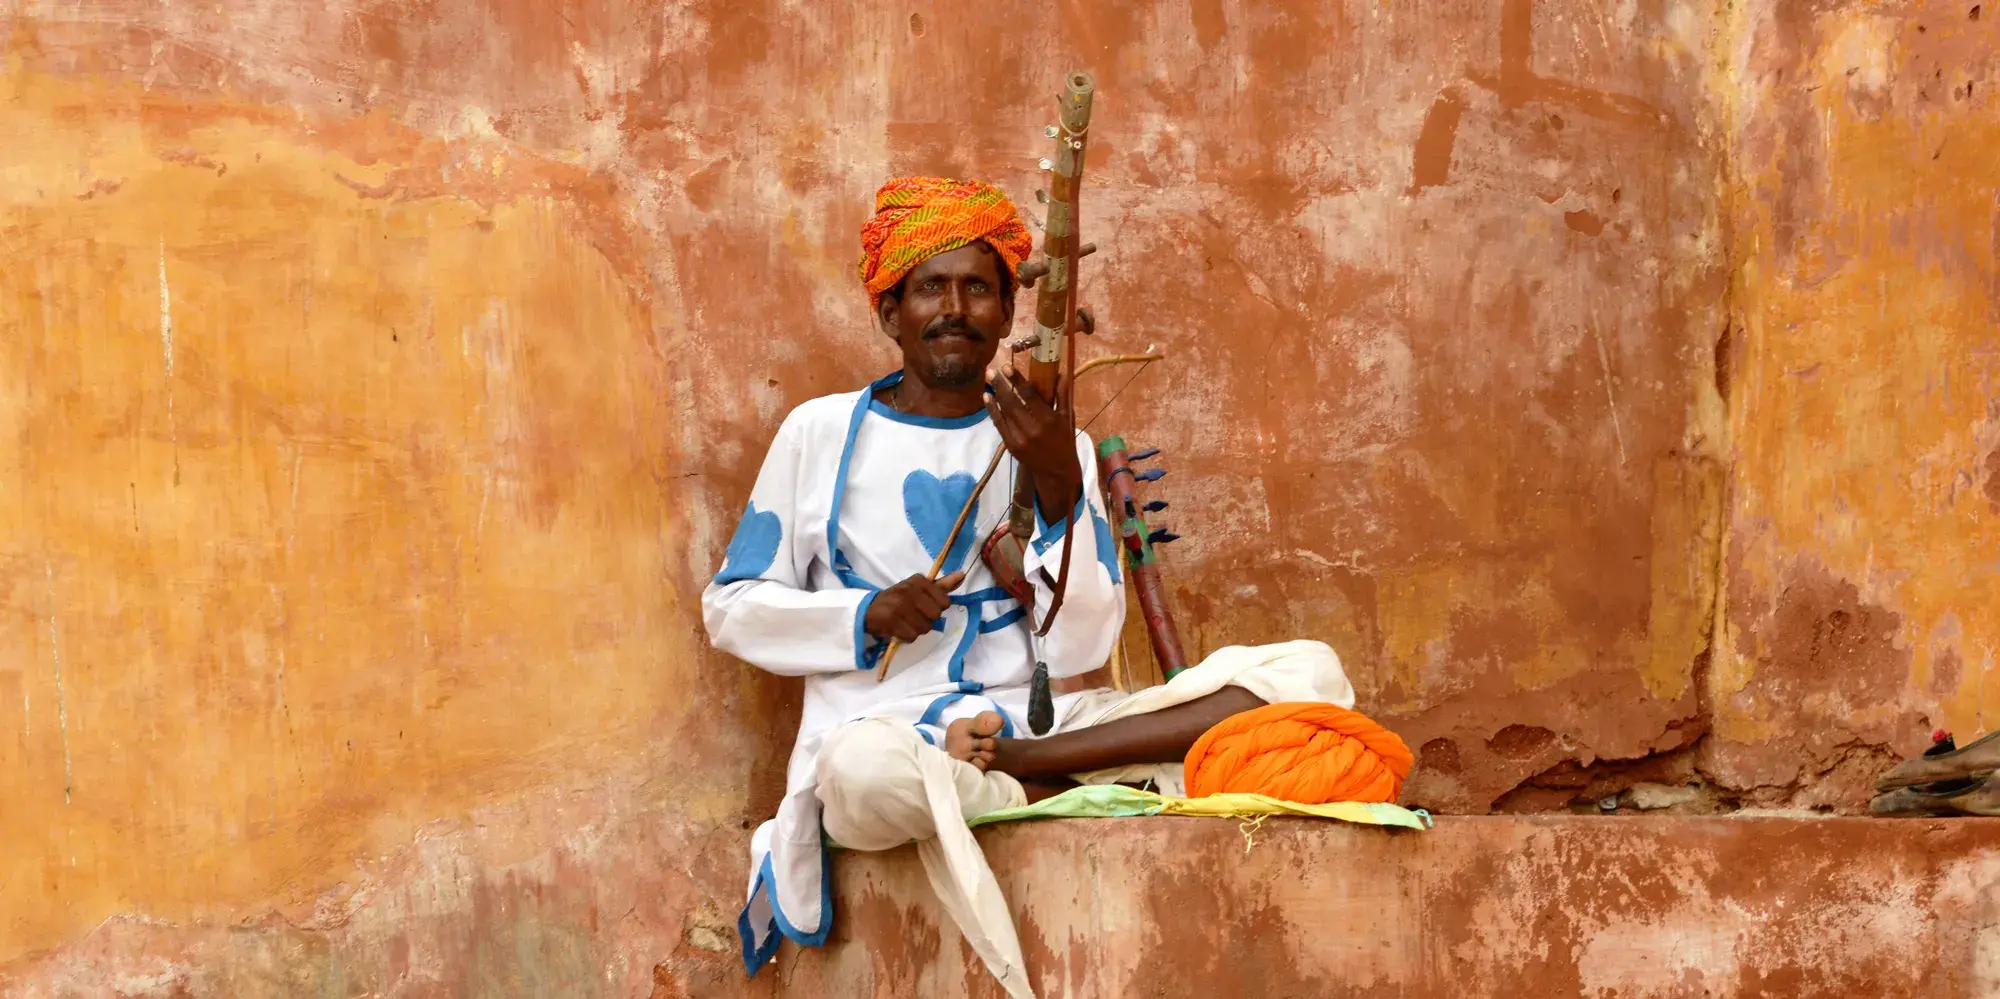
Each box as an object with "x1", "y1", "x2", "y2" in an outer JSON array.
[{"x1": 771, "y1": 815, "x2": 2000, "y2": 998}]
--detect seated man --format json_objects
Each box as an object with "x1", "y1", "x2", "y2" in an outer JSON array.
[{"x1": 703, "y1": 176, "x2": 1353, "y2": 994}]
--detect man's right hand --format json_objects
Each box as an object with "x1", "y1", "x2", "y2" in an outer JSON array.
[{"x1": 864, "y1": 570, "x2": 967, "y2": 643}]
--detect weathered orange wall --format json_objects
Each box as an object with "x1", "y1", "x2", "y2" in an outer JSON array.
[
  {"x1": 1705, "y1": 0, "x2": 2000, "y2": 809},
  {"x1": 0, "y1": 0, "x2": 1992, "y2": 994},
  {"x1": 785, "y1": 816, "x2": 2000, "y2": 998}
]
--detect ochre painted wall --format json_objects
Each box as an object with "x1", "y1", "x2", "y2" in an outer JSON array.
[
  {"x1": 1707, "y1": 0, "x2": 2000, "y2": 808},
  {"x1": 0, "y1": 0, "x2": 1993, "y2": 994},
  {"x1": 785, "y1": 816, "x2": 2000, "y2": 998}
]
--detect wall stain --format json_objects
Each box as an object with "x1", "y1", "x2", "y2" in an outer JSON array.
[{"x1": 0, "y1": 0, "x2": 1992, "y2": 992}]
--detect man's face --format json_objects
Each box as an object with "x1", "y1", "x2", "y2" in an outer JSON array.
[{"x1": 879, "y1": 242, "x2": 1013, "y2": 390}]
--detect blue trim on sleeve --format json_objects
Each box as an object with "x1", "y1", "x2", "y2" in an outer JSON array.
[
  {"x1": 915, "y1": 725, "x2": 939, "y2": 747},
  {"x1": 1030, "y1": 493, "x2": 1091, "y2": 557},
  {"x1": 853, "y1": 590, "x2": 882, "y2": 670}
]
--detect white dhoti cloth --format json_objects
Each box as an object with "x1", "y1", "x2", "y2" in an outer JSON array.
[{"x1": 815, "y1": 640, "x2": 1356, "y2": 999}]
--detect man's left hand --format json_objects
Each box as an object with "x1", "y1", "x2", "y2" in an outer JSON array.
[{"x1": 987, "y1": 369, "x2": 1082, "y2": 518}]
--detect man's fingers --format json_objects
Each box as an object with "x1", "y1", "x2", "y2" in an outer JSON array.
[
  {"x1": 991, "y1": 371, "x2": 1050, "y2": 424},
  {"x1": 897, "y1": 574, "x2": 948, "y2": 616},
  {"x1": 987, "y1": 396, "x2": 1032, "y2": 457},
  {"x1": 938, "y1": 570, "x2": 967, "y2": 591},
  {"x1": 986, "y1": 391, "x2": 1022, "y2": 437},
  {"x1": 1005, "y1": 369, "x2": 1056, "y2": 414},
  {"x1": 1003, "y1": 368, "x2": 1034, "y2": 401},
  {"x1": 918, "y1": 580, "x2": 952, "y2": 616},
  {"x1": 894, "y1": 607, "x2": 932, "y2": 640}
]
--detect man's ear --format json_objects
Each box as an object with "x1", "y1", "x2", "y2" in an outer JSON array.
[{"x1": 876, "y1": 293, "x2": 899, "y2": 339}]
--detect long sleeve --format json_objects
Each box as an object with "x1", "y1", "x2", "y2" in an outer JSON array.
[
  {"x1": 1019, "y1": 430, "x2": 1128, "y2": 680},
  {"x1": 702, "y1": 414, "x2": 878, "y2": 676}
]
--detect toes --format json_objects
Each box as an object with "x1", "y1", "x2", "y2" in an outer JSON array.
[
  {"x1": 942, "y1": 713, "x2": 1007, "y2": 767},
  {"x1": 942, "y1": 718, "x2": 986, "y2": 762}
]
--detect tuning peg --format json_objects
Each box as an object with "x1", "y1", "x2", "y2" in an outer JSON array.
[
  {"x1": 1007, "y1": 334, "x2": 1038, "y2": 352},
  {"x1": 1147, "y1": 528, "x2": 1181, "y2": 545},
  {"x1": 1036, "y1": 188, "x2": 1050, "y2": 203},
  {"x1": 1135, "y1": 468, "x2": 1166, "y2": 482},
  {"x1": 1077, "y1": 307, "x2": 1095, "y2": 335},
  {"x1": 1143, "y1": 499, "x2": 1169, "y2": 512},
  {"x1": 1038, "y1": 157, "x2": 1053, "y2": 171},
  {"x1": 1128, "y1": 447, "x2": 1160, "y2": 461},
  {"x1": 1017, "y1": 260, "x2": 1051, "y2": 287},
  {"x1": 1045, "y1": 126, "x2": 1059, "y2": 138}
]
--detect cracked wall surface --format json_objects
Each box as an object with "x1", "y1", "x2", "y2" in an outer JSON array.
[
  {"x1": 0, "y1": 0, "x2": 1992, "y2": 994},
  {"x1": 1707, "y1": 0, "x2": 2000, "y2": 810},
  {"x1": 784, "y1": 817, "x2": 2000, "y2": 998}
]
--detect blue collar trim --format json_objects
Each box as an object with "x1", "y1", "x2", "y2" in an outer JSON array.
[
  {"x1": 866, "y1": 370, "x2": 993, "y2": 429},
  {"x1": 866, "y1": 397, "x2": 991, "y2": 429}
]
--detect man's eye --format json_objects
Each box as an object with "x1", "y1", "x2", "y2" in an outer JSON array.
[
  {"x1": 921, "y1": 279, "x2": 944, "y2": 293},
  {"x1": 969, "y1": 281, "x2": 989, "y2": 294}
]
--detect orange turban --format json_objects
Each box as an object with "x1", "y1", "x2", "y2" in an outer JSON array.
[
  {"x1": 858, "y1": 176, "x2": 1034, "y2": 308},
  {"x1": 1183, "y1": 702, "x2": 1415, "y2": 804}
]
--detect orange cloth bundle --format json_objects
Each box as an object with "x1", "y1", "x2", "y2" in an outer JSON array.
[
  {"x1": 858, "y1": 176, "x2": 1034, "y2": 308},
  {"x1": 1183, "y1": 702, "x2": 1415, "y2": 804}
]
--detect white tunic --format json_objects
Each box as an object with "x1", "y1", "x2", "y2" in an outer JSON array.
[{"x1": 701, "y1": 370, "x2": 1126, "y2": 973}]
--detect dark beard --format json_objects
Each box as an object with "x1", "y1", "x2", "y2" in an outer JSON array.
[
  {"x1": 925, "y1": 355, "x2": 982, "y2": 388},
  {"x1": 921, "y1": 316, "x2": 984, "y2": 388}
]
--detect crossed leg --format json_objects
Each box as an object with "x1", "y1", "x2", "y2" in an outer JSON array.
[{"x1": 942, "y1": 685, "x2": 1266, "y2": 801}]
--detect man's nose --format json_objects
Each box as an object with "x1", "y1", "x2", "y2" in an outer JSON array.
[{"x1": 940, "y1": 281, "x2": 968, "y2": 319}]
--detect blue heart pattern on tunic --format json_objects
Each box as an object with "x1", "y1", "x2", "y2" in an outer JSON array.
[
  {"x1": 903, "y1": 469, "x2": 980, "y2": 575},
  {"x1": 714, "y1": 502, "x2": 782, "y2": 584}
]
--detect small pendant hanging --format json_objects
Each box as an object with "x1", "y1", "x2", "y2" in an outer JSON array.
[{"x1": 1028, "y1": 660, "x2": 1054, "y2": 735}]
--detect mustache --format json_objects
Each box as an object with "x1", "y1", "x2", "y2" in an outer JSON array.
[{"x1": 922, "y1": 317, "x2": 982, "y2": 340}]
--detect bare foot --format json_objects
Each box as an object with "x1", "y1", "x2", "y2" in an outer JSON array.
[{"x1": 945, "y1": 711, "x2": 1006, "y2": 771}]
